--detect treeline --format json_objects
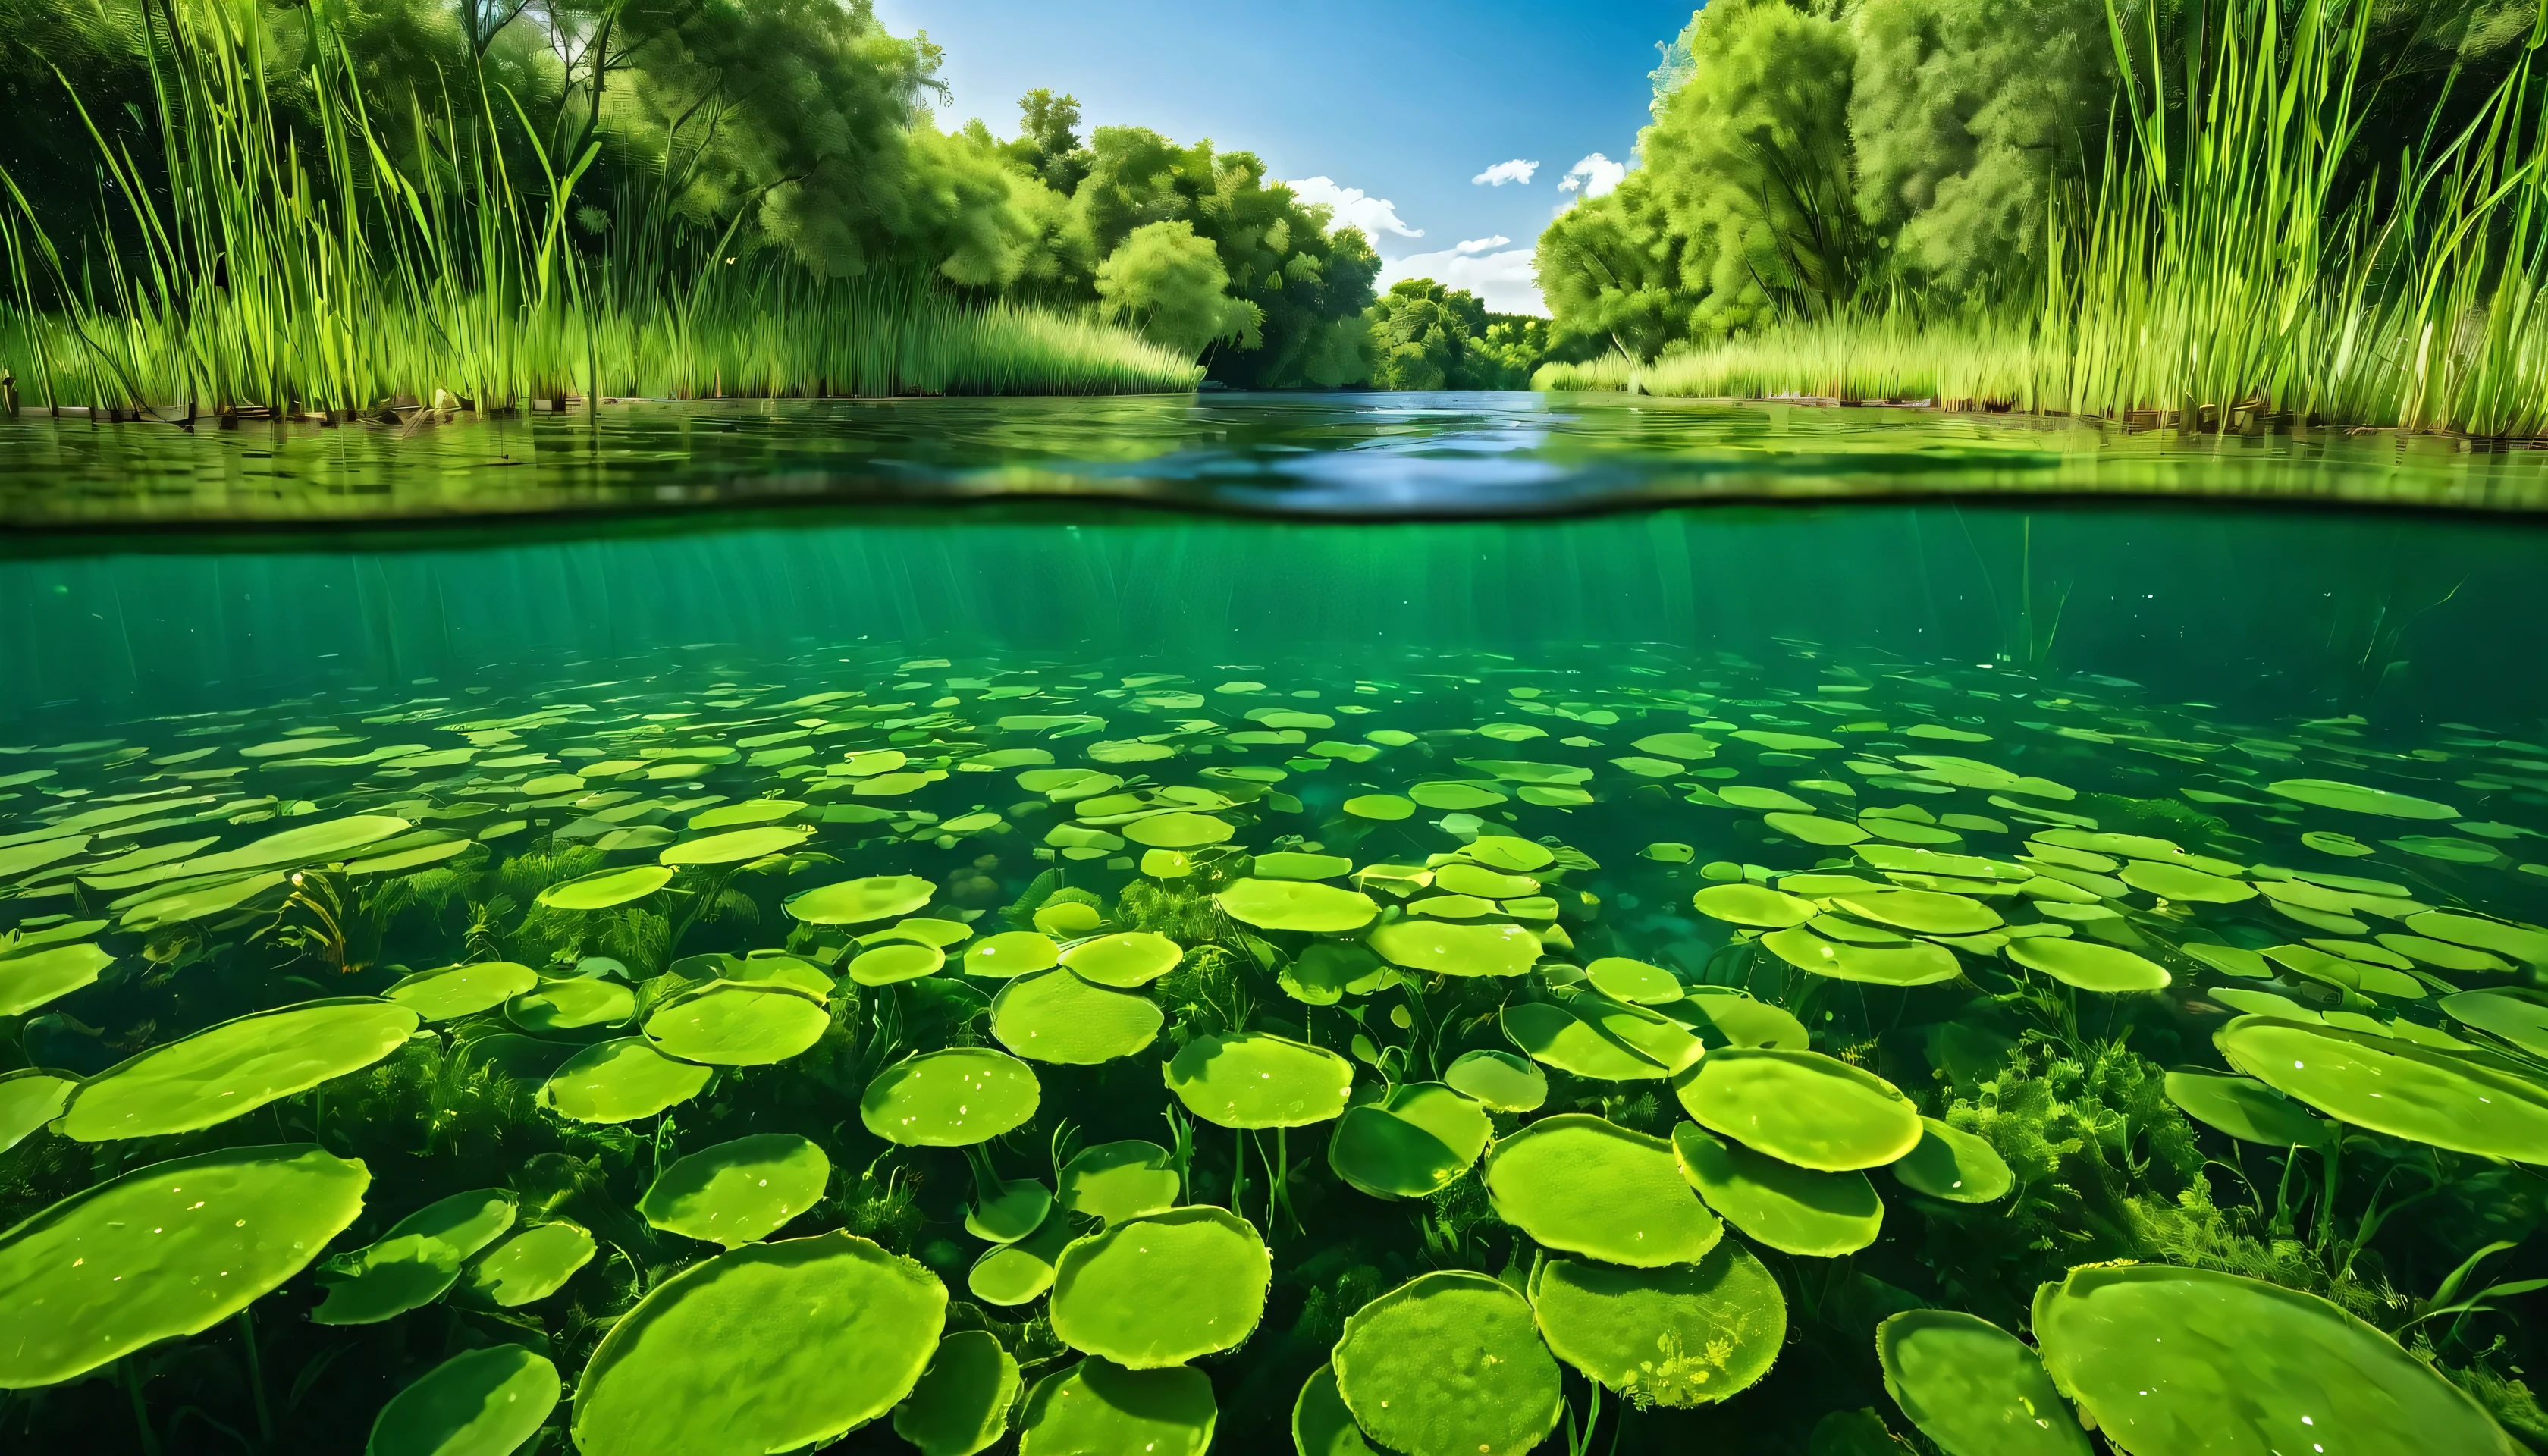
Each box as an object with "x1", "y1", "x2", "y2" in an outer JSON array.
[
  {"x1": 1536, "y1": 0, "x2": 2541, "y2": 363},
  {"x1": 0, "y1": 0, "x2": 1533, "y2": 398}
]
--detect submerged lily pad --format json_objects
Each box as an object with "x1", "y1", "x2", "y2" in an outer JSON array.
[
  {"x1": 573, "y1": 1232, "x2": 947, "y2": 1456},
  {"x1": 1367, "y1": 919, "x2": 1539, "y2": 977},
  {"x1": 1049, "y1": 1207, "x2": 1270, "y2": 1367},
  {"x1": 644, "y1": 982, "x2": 830, "y2": 1066},
  {"x1": 0, "y1": 942, "x2": 115, "y2": 1018},
  {"x1": 2267, "y1": 779, "x2": 2459, "y2": 820},
  {"x1": 1834, "y1": 890, "x2": 2002, "y2": 935},
  {"x1": 384, "y1": 961, "x2": 539, "y2": 1021},
  {"x1": 507, "y1": 976, "x2": 635, "y2": 1032},
  {"x1": 1671, "y1": 1124, "x2": 1882, "y2": 1257},
  {"x1": 965, "y1": 930, "x2": 1062, "y2": 979},
  {"x1": 2218, "y1": 1016, "x2": 2548, "y2": 1162},
  {"x1": 1015, "y1": 1359, "x2": 1216, "y2": 1456},
  {"x1": 313, "y1": 1188, "x2": 517, "y2": 1325},
  {"x1": 366, "y1": 1345, "x2": 560, "y2": 1456},
  {"x1": 894, "y1": 1331, "x2": 1021, "y2": 1456},
  {"x1": 1763, "y1": 927, "x2": 1962, "y2": 987},
  {"x1": 786, "y1": 874, "x2": 938, "y2": 925},
  {"x1": 1331, "y1": 1271, "x2": 1562, "y2": 1456},
  {"x1": 1483, "y1": 1114, "x2": 1721, "y2": 1266},
  {"x1": 1291, "y1": 1364, "x2": 1376, "y2": 1456},
  {"x1": 1677, "y1": 1049, "x2": 1923, "y2": 1171},
  {"x1": 2440, "y1": 991, "x2": 2548, "y2": 1057},
  {"x1": 849, "y1": 941, "x2": 946, "y2": 986},
  {"x1": 968, "y1": 1203, "x2": 1079, "y2": 1307},
  {"x1": 0, "y1": 1071, "x2": 74, "y2": 1155},
  {"x1": 1887, "y1": 1118, "x2": 2016, "y2": 1203},
  {"x1": 1502, "y1": 1001, "x2": 1667, "y2": 1081},
  {"x1": 2032, "y1": 1264, "x2": 2515, "y2": 1456},
  {"x1": 1530, "y1": 1244, "x2": 1787, "y2": 1406},
  {"x1": 1328, "y1": 1082, "x2": 1492, "y2": 1199},
  {"x1": 862, "y1": 1047, "x2": 1042, "y2": 1147},
  {"x1": 2163, "y1": 1068, "x2": 2334, "y2": 1149},
  {"x1": 1584, "y1": 956, "x2": 1682, "y2": 1004},
  {"x1": 1057, "y1": 1141, "x2": 1182, "y2": 1222},
  {"x1": 1059, "y1": 931, "x2": 1183, "y2": 987},
  {"x1": 1443, "y1": 1048, "x2": 1548, "y2": 1110},
  {"x1": 1165, "y1": 1032, "x2": 1354, "y2": 1127},
  {"x1": 993, "y1": 970, "x2": 1163, "y2": 1064},
  {"x1": 641, "y1": 1134, "x2": 830, "y2": 1247},
  {"x1": 537, "y1": 865, "x2": 673, "y2": 912},
  {"x1": 2006, "y1": 937, "x2": 2171, "y2": 993},
  {"x1": 539, "y1": 1039, "x2": 714, "y2": 1124},
  {"x1": 660, "y1": 824, "x2": 814, "y2": 866},
  {"x1": 0, "y1": 1144, "x2": 369, "y2": 1387},
  {"x1": 1217, "y1": 877, "x2": 1378, "y2": 933},
  {"x1": 62, "y1": 999, "x2": 419, "y2": 1142},
  {"x1": 1877, "y1": 1310, "x2": 2091, "y2": 1456},
  {"x1": 455, "y1": 1221, "x2": 595, "y2": 1308}
]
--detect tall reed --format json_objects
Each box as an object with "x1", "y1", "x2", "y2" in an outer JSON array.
[{"x1": 0, "y1": 0, "x2": 1200, "y2": 416}]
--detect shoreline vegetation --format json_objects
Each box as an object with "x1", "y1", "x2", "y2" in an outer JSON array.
[{"x1": 1533, "y1": 0, "x2": 2548, "y2": 441}]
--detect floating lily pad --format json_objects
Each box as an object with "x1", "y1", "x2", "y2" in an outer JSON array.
[
  {"x1": 1015, "y1": 1359, "x2": 1216, "y2": 1456},
  {"x1": 365, "y1": 1345, "x2": 560, "y2": 1456},
  {"x1": 1677, "y1": 1049, "x2": 1923, "y2": 1171},
  {"x1": 660, "y1": 824, "x2": 815, "y2": 866},
  {"x1": 1530, "y1": 1244, "x2": 1787, "y2": 1407},
  {"x1": 62, "y1": 999, "x2": 419, "y2": 1142},
  {"x1": 184, "y1": 814, "x2": 412, "y2": 875},
  {"x1": 1762, "y1": 927, "x2": 1962, "y2": 987},
  {"x1": 1502, "y1": 1001, "x2": 1666, "y2": 1081},
  {"x1": 2032, "y1": 1264, "x2": 2515, "y2": 1456},
  {"x1": 1049, "y1": 1207, "x2": 1269, "y2": 1367},
  {"x1": 2440, "y1": 991, "x2": 2548, "y2": 1057},
  {"x1": 1433, "y1": 861, "x2": 1538, "y2": 898},
  {"x1": 1440, "y1": 1049, "x2": 1546, "y2": 1111},
  {"x1": 573, "y1": 1232, "x2": 946, "y2": 1456},
  {"x1": 2266, "y1": 779, "x2": 2459, "y2": 820},
  {"x1": 2163, "y1": 1068, "x2": 2334, "y2": 1149},
  {"x1": 862, "y1": 1047, "x2": 1041, "y2": 1146},
  {"x1": 1058, "y1": 1141, "x2": 1182, "y2": 1222},
  {"x1": 1668, "y1": 991, "x2": 1812, "y2": 1050},
  {"x1": 1834, "y1": 890, "x2": 2002, "y2": 935},
  {"x1": 384, "y1": 962, "x2": 539, "y2": 1021},
  {"x1": 850, "y1": 941, "x2": 946, "y2": 986},
  {"x1": 1670, "y1": 1124, "x2": 1882, "y2": 1257},
  {"x1": 0, "y1": 941, "x2": 115, "y2": 1018},
  {"x1": 2006, "y1": 937, "x2": 2171, "y2": 993},
  {"x1": 1408, "y1": 781, "x2": 1509, "y2": 811},
  {"x1": 1164, "y1": 1033, "x2": 1354, "y2": 1128},
  {"x1": 1876, "y1": 1310, "x2": 2091, "y2": 1456},
  {"x1": 2119, "y1": 859, "x2": 2255, "y2": 903},
  {"x1": 539, "y1": 1039, "x2": 713, "y2": 1123},
  {"x1": 456, "y1": 1221, "x2": 595, "y2": 1308},
  {"x1": 1328, "y1": 1082, "x2": 1492, "y2": 1199},
  {"x1": 0, "y1": 1144, "x2": 369, "y2": 1387},
  {"x1": 965, "y1": 931, "x2": 1062, "y2": 979},
  {"x1": 1119, "y1": 812, "x2": 1232, "y2": 849},
  {"x1": 0, "y1": 1071, "x2": 74, "y2": 1154},
  {"x1": 1367, "y1": 919, "x2": 1539, "y2": 977},
  {"x1": 968, "y1": 1203, "x2": 1079, "y2": 1306},
  {"x1": 120, "y1": 871, "x2": 288, "y2": 930},
  {"x1": 1217, "y1": 878, "x2": 1379, "y2": 933},
  {"x1": 1483, "y1": 1114, "x2": 1720, "y2": 1266},
  {"x1": 507, "y1": 976, "x2": 637, "y2": 1033},
  {"x1": 1887, "y1": 1118, "x2": 2015, "y2": 1203},
  {"x1": 786, "y1": 875, "x2": 938, "y2": 925},
  {"x1": 1765, "y1": 812, "x2": 1870, "y2": 846},
  {"x1": 2407, "y1": 911, "x2": 2548, "y2": 965},
  {"x1": 312, "y1": 1188, "x2": 517, "y2": 1326},
  {"x1": 641, "y1": 1134, "x2": 830, "y2": 1247},
  {"x1": 1691, "y1": 882, "x2": 1818, "y2": 928},
  {"x1": 644, "y1": 982, "x2": 830, "y2": 1066},
  {"x1": 2217, "y1": 1016, "x2": 2548, "y2": 1161},
  {"x1": 893, "y1": 1331, "x2": 1021, "y2": 1456},
  {"x1": 1059, "y1": 931, "x2": 1183, "y2": 987},
  {"x1": 1467, "y1": 836, "x2": 1558, "y2": 872},
  {"x1": 1331, "y1": 1272, "x2": 1562, "y2": 1456},
  {"x1": 993, "y1": 970, "x2": 1163, "y2": 1064},
  {"x1": 1343, "y1": 794, "x2": 1414, "y2": 820},
  {"x1": 537, "y1": 865, "x2": 674, "y2": 912},
  {"x1": 1291, "y1": 1364, "x2": 1376, "y2": 1456}
]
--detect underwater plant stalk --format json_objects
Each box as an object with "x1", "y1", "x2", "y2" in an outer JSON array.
[{"x1": 235, "y1": 1308, "x2": 272, "y2": 1448}]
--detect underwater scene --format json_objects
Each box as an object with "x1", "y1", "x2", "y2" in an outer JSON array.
[{"x1": 5, "y1": 431, "x2": 2548, "y2": 1456}]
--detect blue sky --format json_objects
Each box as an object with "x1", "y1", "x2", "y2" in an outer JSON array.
[{"x1": 870, "y1": 0, "x2": 1697, "y2": 314}]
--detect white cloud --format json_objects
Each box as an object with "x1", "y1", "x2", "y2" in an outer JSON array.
[
  {"x1": 1456, "y1": 236, "x2": 1511, "y2": 254},
  {"x1": 1471, "y1": 158, "x2": 1540, "y2": 187},
  {"x1": 1558, "y1": 154, "x2": 1628, "y2": 199},
  {"x1": 1378, "y1": 246, "x2": 1546, "y2": 317},
  {"x1": 1285, "y1": 176, "x2": 1423, "y2": 239}
]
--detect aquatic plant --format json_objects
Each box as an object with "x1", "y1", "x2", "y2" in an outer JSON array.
[{"x1": 0, "y1": 640, "x2": 2544, "y2": 1453}]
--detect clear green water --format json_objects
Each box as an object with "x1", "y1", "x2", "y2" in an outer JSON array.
[{"x1": 2, "y1": 400, "x2": 2546, "y2": 1456}]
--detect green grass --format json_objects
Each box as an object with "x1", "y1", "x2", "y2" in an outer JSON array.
[
  {"x1": 1540, "y1": 0, "x2": 2548, "y2": 441},
  {"x1": 0, "y1": 1, "x2": 1198, "y2": 416}
]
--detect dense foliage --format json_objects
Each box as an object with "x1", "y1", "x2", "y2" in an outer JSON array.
[{"x1": 1363, "y1": 280, "x2": 1551, "y2": 391}]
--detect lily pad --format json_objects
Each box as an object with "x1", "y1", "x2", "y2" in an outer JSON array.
[
  {"x1": 384, "y1": 962, "x2": 540, "y2": 1021},
  {"x1": 1670, "y1": 1124, "x2": 1882, "y2": 1257},
  {"x1": 1888, "y1": 1117, "x2": 2016, "y2": 1202},
  {"x1": 993, "y1": 970, "x2": 1164, "y2": 1064},
  {"x1": 862, "y1": 1047, "x2": 1042, "y2": 1146},
  {"x1": 537, "y1": 865, "x2": 674, "y2": 912},
  {"x1": 62, "y1": 999, "x2": 419, "y2": 1142},
  {"x1": 573, "y1": 1232, "x2": 947, "y2": 1456},
  {"x1": 1762, "y1": 927, "x2": 1962, "y2": 987},
  {"x1": 2267, "y1": 779, "x2": 2459, "y2": 820},
  {"x1": 538, "y1": 1039, "x2": 713, "y2": 1123},
  {"x1": 1483, "y1": 1114, "x2": 1721, "y2": 1266},
  {"x1": 2217, "y1": 1016, "x2": 2548, "y2": 1161},
  {"x1": 1015, "y1": 1359, "x2": 1216, "y2": 1456},
  {"x1": 1693, "y1": 883, "x2": 1817, "y2": 928},
  {"x1": 2162, "y1": 1068, "x2": 2334, "y2": 1149},
  {"x1": 2407, "y1": 911, "x2": 2548, "y2": 965},
  {"x1": 1502, "y1": 1001, "x2": 1667, "y2": 1081},
  {"x1": 1834, "y1": 890, "x2": 2002, "y2": 935},
  {"x1": 1343, "y1": 794, "x2": 1414, "y2": 820},
  {"x1": 1367, "y1": 919, "x2": 1539, "y2": 977},
  {"x1": 1049, "y1": 1206, "x2": 1270, "y2": 1367},
  {"x1": 2440, "y1": 991, "x2": 2548, "y2": 1057},
  {"x1": 641, "y1": 1134, "x2": 830, "y2": 1247},
  {"x1": 312, "y1": 1188, "x2": 517, "y2": 1325},
  {"x1": 660, "y1": 824, "x2": 815, "y2": 866},
  {"x1": 1668, "y1": 991, "x2": 1813, "y2": 1050},
  {"x1": 644, "y1": 982, "x2": 830, "y2": 1066},
  {"x1": 1467, "y1": 836, "x2": 1558, "y2": 872},
  {"x1": 1331, "y1": 1271, "x2": 1563, "y2": 1456},
  {"x1": 366, "y1": 1345, "x2": 560, "y2": 1456},
  {"x1": 1443, "y1": 1049, "x2": 1548, "y2": 1110},
  {"x1": 1059, "y1": 931, "x2": 1184, "y2": 987},
  {"x1": 0, "y1": 940, "x2": 116, "y2": 1018},
  {"x1": 1291, "y1": 1364, "x2": 1376, "y2": 1456},
  {"x1": 1677, "y1": 1049, "x2": 1924, "y2": 1171},
  {"x1": 1164, "y1": 1032, "x2": 1354, "y2": 1128},
  {"x1": 849, "y1": 941, "x2": 946, "y2": 986},
  {"x1": 968, "y1": 1203, "x2": 1080, "y2": 1306},
  {"x1": 2119, "y1": 859, "x2": 2255, "y2": 904},
  {"x1": 2006, "y1": 937, "x2": 2171, "y2": 993},
  {"x1": 893, "y1": 1331, "x2": 1021, "y2": 1456},
  {"x1": 965, "y1": 930, "x2": 1062, "y2": 979},
  {"x1": 455, "y1": 1221, "x2": 595, "y2": 1308},
  {"x1": 1876, "y1": 1310, "x2": 2091, "y2": 1456},
  {"x1": 0, "y1": 1144, "x2": 369, "y2": 1387},
  {"x1": 0, "y1": 1071, "x2": 74, "y2": 1154},
  {"x1": 786, "y1": 874, "x2": 938, "y2": 925},
  {"x1": 2032, "y1": 1264, "x2": 2515, "y2": 1456},
  {"x1": 1408, "y1": 781, "x2": 1509, "y2": 811},
  {"x1": 1120, "y1": 812, "x2": 1232, "y2": 849},
  {"x1": 507, "y1": 977, "x2": 636, "y2": 1032},
  {"x1": 1328, "y1": 1082, "x2": 1492, "y2": 1199},
  {"x1": 1530, "y1": 1245, "x2": 1787, "y2": 1407},
  {"x1": 1217, "y1": 877, "x2": 1379, "y2": 933},
  {"x1": 1058, "y1": 1141, "x2": 1183, "y2": 1222}
]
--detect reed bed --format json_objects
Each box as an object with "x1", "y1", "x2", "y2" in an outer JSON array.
[
  {"x1": 1539, "y1": 0, "x2": 2548, "y2": 441},
  {"x1": 0, "y1": 0, "x2": 1198, "y2": 417}
]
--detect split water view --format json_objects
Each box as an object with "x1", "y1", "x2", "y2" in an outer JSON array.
[{"x1": 4, "y1": 2, "x2": 2548, "y2": 1454}]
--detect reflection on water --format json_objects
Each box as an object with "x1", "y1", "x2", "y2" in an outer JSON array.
[{"x1": 5, "y1": 392, "x2": 2548, "y2": 528}]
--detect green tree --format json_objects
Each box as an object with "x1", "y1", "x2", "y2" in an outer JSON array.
[
  {"x1": 1363, "y1": 279, "x2": 1549, "y2": 390},
  {"x1": 1095, "y1": 219, "x2": 1260, "y2": 357}
]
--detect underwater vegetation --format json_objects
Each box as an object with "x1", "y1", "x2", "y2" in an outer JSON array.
[{"x1": 2, "y1": 642, "x2": 2547, "y2": 1454}]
